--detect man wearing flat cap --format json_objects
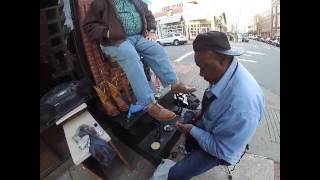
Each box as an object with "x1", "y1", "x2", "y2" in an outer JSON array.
[{"x1": 169, "y1": 31, "x2": 265, "y2": 179}]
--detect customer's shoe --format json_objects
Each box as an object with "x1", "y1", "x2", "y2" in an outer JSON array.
[
  {"x1": 171, "y1": 82, "x2": 196, "y2": 94},
  {"x1": 147, "y1": 103, "x2": 176, "y2": 121},
  {"x1": 107, "y1": 82, "x2": 129, "y2": 112},
  {"x1": 112, "y1": 94, "x2": 129, "y2": 112},
  {"x1": 119, "y1": 73, "x2": 132, "y2": 103},
  {"x1": 102, "y1": 101, "x2": 120, "y2": 117},
  {"x1": 94, "y1": 86, "x2": 120, "y2": 117}
]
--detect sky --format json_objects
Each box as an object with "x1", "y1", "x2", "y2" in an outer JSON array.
[{"x1": 148, "y1": 0, "x2": 271, "y2": 31}]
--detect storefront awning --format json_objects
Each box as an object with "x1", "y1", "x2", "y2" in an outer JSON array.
[{"x1": 158, "y1": 15, "x2": 182, "y2": 25}]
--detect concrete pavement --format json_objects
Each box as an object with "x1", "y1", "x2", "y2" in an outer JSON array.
[
  {"x1": 44, "y1": 40, "x2": 280, "y2": 180},
  {"x1": 191, "y1": 154, "x2": 275, "y2": 180}
]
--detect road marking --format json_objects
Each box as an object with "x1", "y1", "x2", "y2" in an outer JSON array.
[
  {"x1": 243, "y1": 54, "x2": 252, "y2": 57},
  {"x1": 246, "y1": 50, "x2": 265, "y2": 56},
  {"x1": 174, "y1": 51, "x2": 194, "y2": 62},
  {"x1": 238, "y1": 58, "x2": 257, "y2": 63}
]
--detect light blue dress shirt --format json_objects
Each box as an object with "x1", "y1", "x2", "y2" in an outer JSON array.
[{"x1": 190, "y1": 57, "x2": 265, "y2": 165}]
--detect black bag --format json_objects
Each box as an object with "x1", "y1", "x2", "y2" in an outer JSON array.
[{"x1": 40, "y1": 81, "x2": 84, "y2": 126}]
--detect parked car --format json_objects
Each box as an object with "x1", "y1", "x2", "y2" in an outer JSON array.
[
  {"x1": 265, "y1": 37, "x2": 272, "y2": 44},
  {"x1": 236, "y1": 33, "x2": 243, "y2": 42},
  {"x1": 242, "y1": 36, "x2": 249, "y2": 42},
  {"x1": 156, "y1": 33, "x2": 188, "y2": 46},
  {"x1": 258, "y1": 37, "x2": 264, "y2": 42},
  {"x1": 272, "y1": 39, "x2": 280, "y2": 47},
  {"x1": 270, "y1": 39, "x2": 277, "y2": 46}
]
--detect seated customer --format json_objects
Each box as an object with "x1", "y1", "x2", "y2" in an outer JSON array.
[{"x1": 83, "y1": 0, "x2": 196, "y2": 121}]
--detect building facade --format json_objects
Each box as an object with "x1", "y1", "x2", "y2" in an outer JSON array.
[
  {"x1": 213, "y1": 13, "x2": 227, "y2": 33},
  {"x1": 260, "y1": 9, "x2": 272, "y2": 38},
  {"x1": 153, "y1": 0, "x2": 227, "y2": 40},
  {"x1": 153, "y1": 2, "x2": 185, "y2": 38},
  {"x1": 271, "y1": 0, "x2": 280, "y2": 38},
  {"x1": 252, "y1": 9, "x2": 271, "y2": 38}
]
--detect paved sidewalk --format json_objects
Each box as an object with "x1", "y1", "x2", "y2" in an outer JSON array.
[
  {"x1": 191, "y1": 153, "x2": 274, "y2": 180},
  {"x1": 44, "y1": 62, "x2": 280, "y2": 180}
]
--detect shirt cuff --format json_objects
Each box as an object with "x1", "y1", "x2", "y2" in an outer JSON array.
[
  {"x1": 190, "y1": 126, "x2": 205, "y2": 140},
  {"x1": 148, "y1": 29, "x2": 156, "y2": 33}
]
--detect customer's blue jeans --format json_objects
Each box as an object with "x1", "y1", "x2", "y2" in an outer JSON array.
[
  {"x1": 168, "y1": 147, "x2": 230, "y2": 180},
  {"x1": 101, "y1": 35, "x2": 177, "y2": 105}
]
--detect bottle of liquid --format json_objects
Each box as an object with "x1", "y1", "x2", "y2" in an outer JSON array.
[{"x1": 93, "y1": 123, "x2": 104, "y2": 136}]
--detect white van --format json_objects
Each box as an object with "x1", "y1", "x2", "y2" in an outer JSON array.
[{"x1": 156, "y1": 33, "x2": 188, "y2": 46}]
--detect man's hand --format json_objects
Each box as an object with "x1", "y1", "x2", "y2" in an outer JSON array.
[
  {"x1": 175, "y1": 122, "x2": 193, "y2": 134},
  {"x1": 192, "y1": 110, "x2": 202, "y2": 122},
  {"x1": 145, "y1": 32, "x2": 156, "y2": 41}
]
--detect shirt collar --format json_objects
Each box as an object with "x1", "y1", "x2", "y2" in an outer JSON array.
[{"x1": 207, "y1": 57, "x2": 238, "y2": 98}]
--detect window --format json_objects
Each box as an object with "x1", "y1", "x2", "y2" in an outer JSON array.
[
  {"x1": 273, "y1": 16, "x2": 276, "y2": 28},
  {"x1": 277, "y1": 15, "x2": 280, "y2": 27},
  {"x1": 277, "y1": 4, "x2": 280, "y2": 13},
  {"x1": 272, "y1": 7, "x2": 275, "y2": 14}
]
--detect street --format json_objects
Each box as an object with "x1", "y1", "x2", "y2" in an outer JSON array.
[{"x1": 162, "y1": 39, "x2": 280, "y2": 96}]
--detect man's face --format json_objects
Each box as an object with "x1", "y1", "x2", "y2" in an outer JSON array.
[{"x1": 194, "y1": 51, "x2": 228, "y2": 84}]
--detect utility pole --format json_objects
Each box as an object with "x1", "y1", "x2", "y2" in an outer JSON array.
[
  {"x1": 237, "y1": 7, "x2": 241, "y2": 34},
  {"x1": 237, "y1": 18, "x2": 239, "y2": 34}
]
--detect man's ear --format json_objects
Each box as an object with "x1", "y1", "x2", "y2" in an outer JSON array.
[
  {"x1": 217, "y1": 55, "x2": 225, "y2": 65},
  {"x1": 218, "y1": 58, "x2": 224, "y2": 65},
  {"x1": 220, "y1": 55, "x2": 231, "y2": 66}
]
